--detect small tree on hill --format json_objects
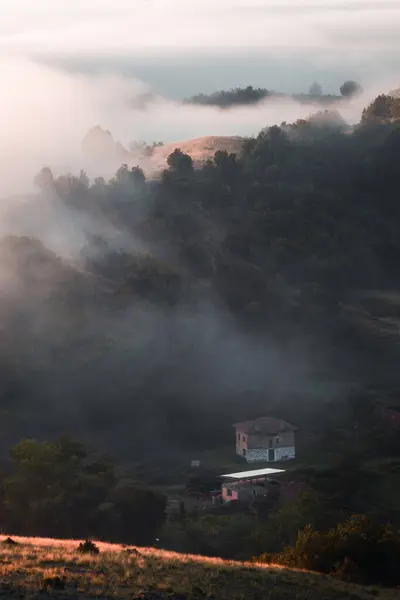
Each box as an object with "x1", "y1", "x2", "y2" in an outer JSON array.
[
  {"x1": 309, "y1": 81, "x2": 323, "y2": 96},
  {"x1": 114, "y1": 164, "x2": 146, "y2": 187},
  {"x1": 167, "y1": 149, "x2": 194, "y2": 174},
  {"x1": 340, "y1": 80, "x2": 363, "y2": 98},
  {"x1": 34, "y1": 167, "x2": 54, "y2": 191}
]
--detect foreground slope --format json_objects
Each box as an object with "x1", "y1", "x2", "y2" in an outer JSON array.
[{"x1": 0, "y1": 536, "x2": 397, "y2": 600}]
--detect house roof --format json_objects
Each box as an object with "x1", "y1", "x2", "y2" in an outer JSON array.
[
  {"x1": 220, "y1": 467, "x2": 285, "y2": 480},
  {"x1": 233, "y1": 416, "x2": 297, "y2": 435}
]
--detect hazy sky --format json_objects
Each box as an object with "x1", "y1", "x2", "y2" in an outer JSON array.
[{"x1": 1, "y1": 0, "x2": 400, "y2": 96}]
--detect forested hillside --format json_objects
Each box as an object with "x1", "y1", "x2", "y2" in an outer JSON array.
[
  {"x1": 1, "y1": 93, "x2": 400, "y2": 461},
  {"x1": 0, "y1": 93, "x2": 399, "y2": 575}
]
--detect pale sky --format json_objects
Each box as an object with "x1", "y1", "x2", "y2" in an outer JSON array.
[
  {"x1": 1, "y1": 1, "x2": 400, "y2": 95},
  {"x1": 1, "y1": 1, "x2": 399, "y2": 52}
]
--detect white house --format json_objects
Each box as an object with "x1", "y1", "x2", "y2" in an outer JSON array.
[{"x1": 234, "y1": 416, "x2": 297, "y2": 463}]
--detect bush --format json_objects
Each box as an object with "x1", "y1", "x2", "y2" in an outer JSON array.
[
  {"x1": 255, "y1": 515, "x2": 400, "y2": 586},
  {"x1": 42, "y1": 576, "x2": 65, "y2": 590},
  {"x1": 163, "y1": 513, "x2": 272, "y2": 560},
  {"x1": 2, "y1": 537, "x2": 18, "y2": 545},
  {"x1": 77, "y1": 540, "x2": 100, "y2": 554}
]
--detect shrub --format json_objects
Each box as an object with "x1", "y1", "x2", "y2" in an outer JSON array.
[
  {"x1": 42, "y1": 576, "x2": 65, "y2": 590},
  {"x1": 2, "y1": 537, "x2": 18, "y2": 545},
  {"x1": 77, "y1": 540, "x2": 100, "y2": 555},
  {"x1": 254, "y1": 515, "x2": 400, "y2": 586}
]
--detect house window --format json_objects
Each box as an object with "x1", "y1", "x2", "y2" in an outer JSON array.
[
  {"x1": 268, "y1": 439, "x2": 273, "y2": 448},
  {"x1": 275, "y1": 436, "x2": 281, "y2": 444},
  {"x1": 237, "y1": 433, "x2": 240, "y2": 442},
  {"x1": 227, "y1": 488, "x2": 232, "y2": 497},
  {"x1": 243, "y1": 436, "x2": 247, "y2": 443}
]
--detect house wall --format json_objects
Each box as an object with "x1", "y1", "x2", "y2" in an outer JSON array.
[
  {"x1": 245, "y1": 448, "x2": 271, "y2": 462},
  {"x1": 236, "y1": 429, "x2": 296, "y2": 462},
  {"x1": 238, "y1": 484, "x2": 268, "y2": 502},
  {"x1": 221, "y1": 482, "x2": 239, "y2": 502},
  {"x1": 244, "y1": 447, "x2": 295, "y2": 463},
  {"x1": 247, "y1": 430, "x2": 295, "y2": 449},
  {"x1": 275, "y1": 446, "x2": 296, "y2": 461},
  {"x1": 236, "y1": 430, "x2": 249, "y2": 456},
  {"x1": 222, "y1": 482, "x2": 269, "y2": 503},
  {"x1": 381, "y1": 407, "x2": 400, "y2": 428}
]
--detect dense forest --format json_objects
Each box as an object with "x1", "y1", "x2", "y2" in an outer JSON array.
[
  {"x1": 0, "y1": 92, "x2": 400, "y2": 573},
  {"x1": 2, "y1": 93, "x2": 400, "y2": 454}
]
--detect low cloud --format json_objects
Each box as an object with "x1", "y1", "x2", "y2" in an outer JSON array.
[
  {"x1": 0, "y1": 0, "x2": 399, "y2": 194},
  {"x1": 1, "y1": 1, "x2": 400, "y2": 58},
  {"x1": 0, "y1": 1, "x2": 398, "y2": 247},
  {"x1": 0, "y1": 54, "x2": 395, "y2": 197}
]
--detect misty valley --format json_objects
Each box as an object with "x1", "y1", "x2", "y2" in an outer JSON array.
[{"x1": 1, "y1": 86, "x2": 400, "y2": 594}]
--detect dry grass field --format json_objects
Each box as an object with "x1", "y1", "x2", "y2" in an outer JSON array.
[
  {"x1": 0, "y1": 535, "x2": 398, "y2": 600},
  {"x1": 147, "y1": 136, "x2": 245, "y2": 172}
]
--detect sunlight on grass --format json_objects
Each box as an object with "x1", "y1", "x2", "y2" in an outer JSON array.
[{"x1": 0, "y1": 535, "x2": 397, "y2": 599}]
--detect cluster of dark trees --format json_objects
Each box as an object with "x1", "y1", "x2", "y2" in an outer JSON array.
[
  {"x1": 256, "y1": 515, "x2": 400, "y2": 586},
  {"x1": 187, "y1": 85, "x2": 271, "y2": 107},
  {"x1": 129, "y1": 140, "x2": 164, "y2": 157},
  {"x1": 186, "y1": 80, "x2": 361, "y2": 108},
  {"x1": 0, "y1": 97, "x2": 400, "y2": 445},
  {"x1": 361, "y1": 93, "x2": 400, "y2": 123},
  {"x1": 0, "y1": 435, "x2": 166, "y2": 544}
]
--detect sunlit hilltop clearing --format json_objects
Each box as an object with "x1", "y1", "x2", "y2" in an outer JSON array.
[
  {"x1": 81, "y1": 127, "x2": 245, "y2": 176},
  {"x1": 0, "y1": 535, "x2": 397, "y2": 600},
  {"x1": 149, "y1": 136, "x2": 245, "y2": 171}
]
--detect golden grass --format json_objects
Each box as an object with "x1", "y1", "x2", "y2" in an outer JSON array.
[
  {"x1": 147, "y1": 136, "x2": 245, "y2": 172},
  {"x1": 0, "y1": 535, "x2": 397, "y2": 599}
]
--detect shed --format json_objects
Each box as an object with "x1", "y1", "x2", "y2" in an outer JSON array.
[{"x1": 220, "y1": 467, "x2": 285, "y2": 503}]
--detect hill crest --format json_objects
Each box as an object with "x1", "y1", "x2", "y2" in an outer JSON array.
[
  {"x1": 0, "y1": 535, "x2": 396, "y2": 600},
  {"x1": 82, "y1": 128, "x2": 245, "y2": 175}
]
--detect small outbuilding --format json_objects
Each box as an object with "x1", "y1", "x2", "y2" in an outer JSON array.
[{"x1": 220, "y1": 466, "x2": 285, "y2": 503}]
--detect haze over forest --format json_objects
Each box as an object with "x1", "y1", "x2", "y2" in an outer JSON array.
[{"x1": 0, "y1": 0, "x2": 399, "y2": 452}]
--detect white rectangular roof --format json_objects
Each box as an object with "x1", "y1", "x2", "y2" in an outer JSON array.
[{"x1": 220, "y1": 467, "x2": 285, "y2": 479}]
